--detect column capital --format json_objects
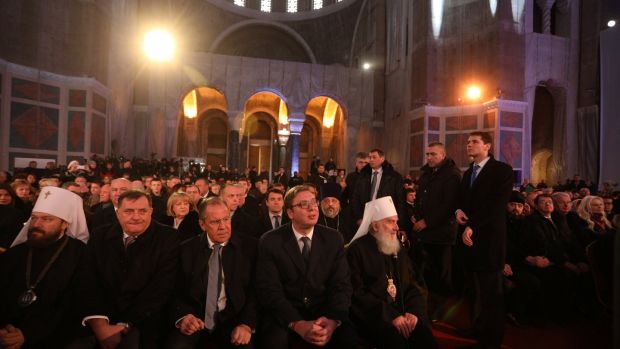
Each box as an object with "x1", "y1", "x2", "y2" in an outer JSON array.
[{"x1": 288, "y1": 113, "x2": 306, "y2": 135}]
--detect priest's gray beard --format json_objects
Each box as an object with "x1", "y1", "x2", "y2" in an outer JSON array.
[{"x1": 372, "y1": 227, "x2": 401, "y2": 256}]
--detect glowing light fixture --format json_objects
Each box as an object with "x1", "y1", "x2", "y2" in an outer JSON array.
[
  {"x1": 183, "y1": 89, "x2": 198, "y2": 118},
  {"x1": 287, "y1": 0, "x2": 297, "y2": 12},
  {"x1": 234, "y1": 0, "x2": 245, "y2": 6},
  {"x1": 608, "y1": 20, "x2": 616, "y2": 28},
  {"x1": 323, "y1": 98, "x2": 338, "y2": 128},
  {"x1": 511, "y1": 0, "x2": 525, "y2": 23},
  {"x1": 431, "y1": 0, "x2": 444, "y2": 39},
  {"x1": 466, "y1": 86, "x2": 482, "y2": 101},
  {"x1": 489, "y1": 0, "x2": 497, "y2": 16},
  {"x1": 143, "y1": 29, "x2": 175, "y2": 62},
  {"x1": 362, "y1": 62, "x2": 371, "y2": 70},
  {"x1": 278, "y1": 99, "x2": 289, "y2": 125}
]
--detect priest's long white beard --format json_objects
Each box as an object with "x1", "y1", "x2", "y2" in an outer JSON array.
[{"x1": 373, "y1": 228, "x2": 401, "y2": 256}]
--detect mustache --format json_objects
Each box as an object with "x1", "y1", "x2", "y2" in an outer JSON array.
[{"x1": 28, "y1": 227, "x2": 45, "y2": 235}]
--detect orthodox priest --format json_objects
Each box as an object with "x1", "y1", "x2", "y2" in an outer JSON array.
[
  {"x1": 0, "y1": 186, "x2": 89, "y2": 349},
  {"x1": 318, "y1": 182, "x2": 354, "y2": 244},
  {"x1": 346, "y1": 197, "x2": 438, "y2": 349}
]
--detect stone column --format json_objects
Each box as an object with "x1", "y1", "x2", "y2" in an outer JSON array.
[
  {"x1": 227, "y1": 111, "x2": 244, "y2": 170},
  {"x1": 289, "y1": 116, "x2": 305, "y2": 175},
  {"x1": 536, "y1": 0, "x2": 556, "y2": 34}
]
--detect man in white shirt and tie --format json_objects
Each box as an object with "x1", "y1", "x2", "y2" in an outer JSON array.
[{"x1": 259, "y1": 188, "x2": 290, "y2": 236}]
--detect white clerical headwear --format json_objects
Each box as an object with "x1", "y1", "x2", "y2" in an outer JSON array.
[
  {"x1": 11, "y1": 186, "x2": 89, "y2": 247},
  {"x1": 349, "y1": 196, "x2": 398, "y2": 244}
]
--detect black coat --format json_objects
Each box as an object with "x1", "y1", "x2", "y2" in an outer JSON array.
[
  {"x1": 520, "y1": 211, "x2": 570, "y2": 265},
  {"x1": 317, "y1": 208, "x2": 355, "y2": 244},
  {"x1": 89, "y1": 204, "x2": 117, "y2": 232},
  {"x1": 160, "y1": 211, "x2": 203, "y2": 243},
  {"x1": 170, "y1": 233, "x2": 258, "y2": 330},
  {"x1": 0, "y1": 236, "x2": 85, "y2": 348},
  {"x1": 255, "y1": 224, "x2": 352, "y2": 326},
  {"x1": 76, "y1": 221, "x2": 179, "y2": 337},
  {"x1": 231, "y1": 208, "x2": 260, "y2": 239},
  {"x1": 413, "y1": 158, "x2": 461, "y2": 244},
  {"x1": 346, "y1": 234, "x2": 427, "y2": 331},
  {"x1": 341, "y1": 170, "x2": 361, "y2": 206},
  {"x1": 457, "y1": 157, "x2": 514, "y2": 271},
  {"x1": 351, "y1": 161, "x2": 406, "y2": 223},
  {"x1": 0, "y1": 205, "x2": 27, "y2": 249}
]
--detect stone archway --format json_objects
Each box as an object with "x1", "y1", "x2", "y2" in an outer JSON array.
[{"x1": 305, "y1": 96, "x2": 346, "y2": 171}]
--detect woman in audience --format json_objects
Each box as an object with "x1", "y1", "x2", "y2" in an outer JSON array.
[
  {"x1": 574, "y1": 195, "x2": 615, "y2": 250},
  {"x1": 11, "y1": 178, "x2": 35, "y2": 217},
  {"x1": 162, "y1": 192, "x2": 202, "y2": 242},
  {"x1": 0, "y1": 183, "x2": 28, "y2": 251}
]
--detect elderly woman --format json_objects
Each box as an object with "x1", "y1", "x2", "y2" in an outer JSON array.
[
  {"x1": 11, "y1": 179, "x2": 35, "y2": 217},
  {"x1": 161, "y1": 192, "x2": 202, "y2": 242},
  {"x1": 0, "y1": 183, "x2": 28, "y2": 251},
  {"x1": 573, "y1": 195, "x2": 615, "y2": 250}
]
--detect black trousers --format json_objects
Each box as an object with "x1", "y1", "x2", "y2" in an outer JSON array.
[
  {"x1": 258, "y1": 314, "x2": 358, "y2": 349},
  {"x1": 165, "y1": 325, "x2": 254, "y2": 349},
  {"x1": 472, "y1": 270, "x2": 505, "y2": 349},
  {"x1": 421, "y1": 243, "x2": 453, "y2": 296},
  {"x1": 360, "y1": 319, "x2": 439, "y2": 349}
]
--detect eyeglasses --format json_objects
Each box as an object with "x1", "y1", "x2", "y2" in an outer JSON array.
[
  {"x1": 291, "y1": 199, "x2": 319, "y2": 209},
  {"x1": 206, "y1": 216, "x2": 231, "y2": 226}
]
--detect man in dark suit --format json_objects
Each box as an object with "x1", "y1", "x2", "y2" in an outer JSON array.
[
  {"x1": 89, "y1": 178, "x2": 130, "y2": 231},
  {"x1": 255, "y1": 185, "x2": 357, "y2": 348},
  {"x1": 412, "y1": 142, "x2": 461, "y2": 301},
  {"x1": 456, "y1": 131, "x2": 514, "y2": 349},
  {"x1": 258, "y1": 188, "x2": 290, "y2": 236},
  {"x1": 351, "y1": 149, "x2": 405, "y2": 225},
  {"x1": 166, "y1": 197, "x2": 257, "y2": 348},
  {"x1": 273, "y1": 167, "x2": 289, "y2": 188},
  {"x1": 221, "y1": 184, "x2": 259, "y2": 239},
  {"x1": 72, "y1": 190, "x2": 179, "y2": 349},
  {"x1": 341, "y1": 152, "x2": 369, "y2": 206}
]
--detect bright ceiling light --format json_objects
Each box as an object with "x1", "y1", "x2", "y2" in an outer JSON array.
[
  {"x1": 466, "y1": 86, "x2": 482, "y2": 101},
  {"x1": 143, "y1": 29, "x2": 175, "y2": 62},
  {"x1": 608, "y1": 20, "x2": 616, "y2": 28},
  {"x1": 362, "y1": 62, "x2": 371, "y2": 70}
]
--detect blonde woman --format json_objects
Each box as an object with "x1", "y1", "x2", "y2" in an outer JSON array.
[
  {"x1": 574, "y1": 195, "x2": 614, "y2": 249},
  {"x1": 11, "y1": 179, "x2": 35, "y2": 216},
  {"x1": 162, "y1": 192, "x2": 202, "y2": 242}
]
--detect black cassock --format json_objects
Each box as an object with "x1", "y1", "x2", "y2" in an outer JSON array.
[
  {"x1": 346, "y1": 234, "x2": 438, "y2": 349},
  {"x1": 0, "y1": 236, "x2": 85, "y2": 348}
]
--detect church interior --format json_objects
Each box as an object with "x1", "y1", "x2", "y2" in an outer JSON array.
[{"x1": 0, "y1": 0, "x2": 619, "y2": 348}]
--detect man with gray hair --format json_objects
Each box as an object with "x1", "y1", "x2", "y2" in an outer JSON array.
[
  {"x1": 347, "y1": 197, "x2": 437, "y2": 349},
  {"x1": 90, "y1": 178, "x2": 131, "y2": 231}
]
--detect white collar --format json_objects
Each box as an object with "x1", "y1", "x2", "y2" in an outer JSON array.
[
  {"x1": 474, "y1": 156, "x2": 491, "y2": 170},
  {"x1": 292, "y1": 224, "x2": 314, "y2": 241},
  {"x1": 206, "y1": 234, "x2": 228, "y2": 248}
]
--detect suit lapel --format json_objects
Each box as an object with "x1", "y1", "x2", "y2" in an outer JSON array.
[
  {"x1": 283, "y1": 228, "x2": 306, "y2": 273},
  {"x1": 306, "y1": 229, "x2": 323, "y2": 276}
]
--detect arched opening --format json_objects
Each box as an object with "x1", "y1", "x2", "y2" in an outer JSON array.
[
  {"x1": 532, "y1": 150, "x2": 555, "y2": 185},
  {"x1": 177, "y1": 86, "x2": 228, "y2": 159},
  {"x1": 299, "y1": 118, "x2": 320, "y2": 179},
  {"x1": 531, "y1": 86, "x2": 555, "y2": 184},
  {"x1": 199, "y1": 112, "x2": 229, "y2": 168},
  {"x1": 242, "y1": 91, "x2": 288, "y2": 176},
  {"x1": 305, "y1": 96, "x2": 346, "y2": 173}
]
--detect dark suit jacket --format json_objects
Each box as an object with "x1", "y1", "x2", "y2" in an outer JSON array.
[
  {"x1": 257, "y1": 212, "x2": 290, "y2": 236},
  {"x1": 520, "y1": 210, "x2": 570, "y2": 265},
  {"x1": 231, "y1": 209, "x2": 260, "y2": 239},
  {"x1": 160, "y1": 211, "x2": 203, "y2": 243},
  {"x1": 458, "y1": 157, "x2": 514, "y2": 271},
  {"x1": 89, "y1": 204, "x2": 117, "y2": 232},
  {"x1": 351, "y1": 161, "x2": 406, "y2": 223},
  {"x1": 170, "y1": 234, "x2": 258, "y2": 330},
  {"x1": 76, "y1": 221, "x2": 179, "y2": 335},
  {"x1": 347, "y1": 234, "x2": 427, "y2": 330},
  {"x1": 256, "y1": 224, "x2": 352, "y2": 327}
]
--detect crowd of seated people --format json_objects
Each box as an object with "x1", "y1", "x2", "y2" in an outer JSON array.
[{"x1": 0, "y1": 147, "x2": 617, "y2": 349}]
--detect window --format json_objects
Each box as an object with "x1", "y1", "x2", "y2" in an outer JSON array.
[
  {"x1": 313, "y1": 0, "x2": 323, "y2": 10},
  {"x1": 287, "y1": 0, "x2": 297, "y2": 13},
  {"x1": 261, "y1": 0, "x2": 271, "y2": 12},
  {"x1": 234, "y1": 0, "x2": 245, "y2": 6}
]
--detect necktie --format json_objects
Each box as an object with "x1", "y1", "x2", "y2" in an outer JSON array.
[
  {"x1": 123, "y1": 235, "x2": 137, "y2": 250},
  {"x1": 300, "y1": 237, "x2": 311, "y2": 265},
  {"x1": 470, "y1": 165, "x2": 480, "y2": 188},
  {"x1": 204, "y1": 244, "x2": 222, "y2": 330},
  {"x1": 370, "y1": 171, "x2": 379, "y2": 199},
  {"x1": 274, "y1": 215, "x2": 281, "y2": 228}
]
